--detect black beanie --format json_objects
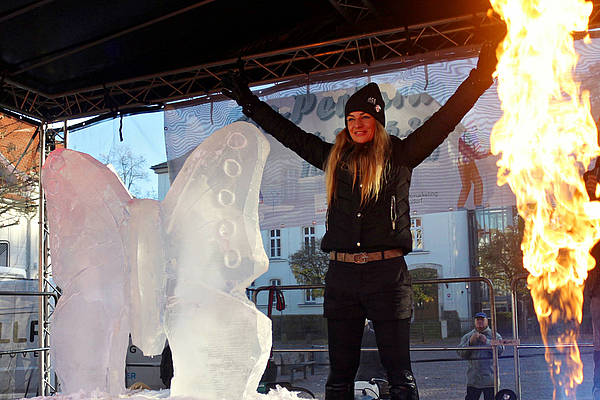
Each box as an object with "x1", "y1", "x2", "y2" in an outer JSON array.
[{"x1": 344, "y1": 82, "x2": 385, "y2": 128}]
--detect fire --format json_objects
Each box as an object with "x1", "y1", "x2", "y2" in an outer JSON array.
[{"x1": 489, "y1": 0, "x2": 600, "y2": 397}]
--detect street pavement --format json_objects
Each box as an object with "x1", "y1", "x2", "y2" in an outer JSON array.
[{"x1": 274, "y1": 338, "x2": 598, "y2": 400}]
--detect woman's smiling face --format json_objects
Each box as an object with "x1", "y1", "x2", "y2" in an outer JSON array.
[{"x1": 346, "y1": 111, "x2": 376, "y2": 144}]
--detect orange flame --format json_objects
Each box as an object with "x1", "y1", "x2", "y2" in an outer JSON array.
[{"x1": 489, "y1": 0, "x2": 600, "y2": 397}]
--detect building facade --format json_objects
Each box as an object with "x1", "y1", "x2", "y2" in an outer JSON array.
[{"x1": 151, "y1": 163, "x2": 504, "y2": 336}]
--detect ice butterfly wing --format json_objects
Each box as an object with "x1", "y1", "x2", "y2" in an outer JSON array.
[
  {"x1": 42, "y1": 149, "x2": 167, "y2": 359},
  {"x1": 159, "y1": 121, "x2": 272, "y2": 398},
  {"x1": 41, "y1": 148, "x2": 133, "y2": 394},
  {"x1": 42, "y1": 148, "x2": 132, "y2": 292},
  {"x1": 161, "y1": 121, "x2": 270, "y2": 298}
]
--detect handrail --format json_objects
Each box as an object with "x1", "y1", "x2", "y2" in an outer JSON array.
[
  {"x1": 0, "y1": 291, "x2": 58, "y2": 302},
  {"x1": 510, "y1": 272, "x2": 528, "y2": 398},
  {"x1": 250, "y1": 284, "x2": 323, "y2": 304}
]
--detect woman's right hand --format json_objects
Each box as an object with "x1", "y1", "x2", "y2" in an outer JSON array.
[{"x1": 475, "y1": 41, "x2": 499, "y2": 80}]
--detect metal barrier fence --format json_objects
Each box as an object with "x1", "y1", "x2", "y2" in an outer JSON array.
[
  {"x1": 11, "y1": 278, "x2": 581, "y2": 398},
  {"x1": 4, "y1": 277, "x2": 585, "y2": 398},
  {"x1": 510, "y1": 273, "x2": 528, "y2": 399},
  {"x1": 252, "y1": 276, "x2": 502, "y2": 394},
  {"x1": 509, "y1": 274, "x2": 594, "y2": 399}
]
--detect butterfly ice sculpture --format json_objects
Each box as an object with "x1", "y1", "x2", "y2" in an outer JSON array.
[{"x1": 42, "y1": 122, "x2": 272, "y2": 398}]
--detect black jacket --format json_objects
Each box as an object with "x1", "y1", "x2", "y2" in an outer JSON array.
[{"x1": 244, "y1": 70, "x2": 491, "y2": 254}]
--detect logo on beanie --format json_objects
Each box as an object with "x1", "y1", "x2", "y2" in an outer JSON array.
[{"x1": 367, "y1": 97, "x2": 381, "y2": 113}]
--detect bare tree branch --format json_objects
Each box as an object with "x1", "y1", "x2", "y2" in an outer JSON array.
[{"x1": 100, "y1": 145, "x2": 150, "y2": 198}]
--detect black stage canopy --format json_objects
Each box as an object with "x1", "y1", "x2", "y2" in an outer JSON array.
[{"x1": 1, "y1": 0, "x2": 598, "y2": 122}]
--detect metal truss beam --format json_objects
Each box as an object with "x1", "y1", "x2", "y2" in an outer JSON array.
[
  {"x1": 38, "y1": 122, "x2": 65, "y2": 395},
  {"x1": 3, "y1": 4, "x2": 600, "y2": 122},
  {"x1": 327, "y1": 0, "x2": 373, "y2": 24}
]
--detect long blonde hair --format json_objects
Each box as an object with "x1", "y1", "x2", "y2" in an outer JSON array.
[{"x1": 325, "y1": 122, "x2": 391, "y2": 205}]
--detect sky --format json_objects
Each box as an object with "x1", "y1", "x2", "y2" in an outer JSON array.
[{"x1": 67, "y1": 111, "x2": 166, "y2": 197}]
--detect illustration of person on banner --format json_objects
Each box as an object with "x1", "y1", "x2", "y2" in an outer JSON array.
[
  {"x1": 222, "y1": 40, "x2": 498, "y2": 400},
  {"x1": 456, "y1": 122, "x2": 492, "y2": 210}
]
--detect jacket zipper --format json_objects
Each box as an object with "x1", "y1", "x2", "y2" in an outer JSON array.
[{"x1": 390, "y1": 195, "x2": 396, "y2": 231}]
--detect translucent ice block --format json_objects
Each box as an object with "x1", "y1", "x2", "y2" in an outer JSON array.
[{"x1": 42, "y1": 122, "x2": 272, "y2": 399}]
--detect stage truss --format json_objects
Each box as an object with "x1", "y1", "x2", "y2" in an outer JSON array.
[{"x1": 12, "y1": 1, "x2": 600, "y2": 123}]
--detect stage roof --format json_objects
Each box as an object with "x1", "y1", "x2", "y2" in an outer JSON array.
[{"x1": 1, "y1": 0, "x2": 599, "y2": 122}]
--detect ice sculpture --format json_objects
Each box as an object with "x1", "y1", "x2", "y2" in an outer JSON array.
[
  {"x1": 161, "y1": 123, "x2": 271, "y2": 398},
  {"x1": 43, "y1": 150, "x2": 132, "y2": 394},
  {"x1": 42, "y1": 122, "x2": 272, "y2": 398}
]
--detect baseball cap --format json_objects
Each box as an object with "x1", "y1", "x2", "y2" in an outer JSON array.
[{"x1": 475, "y1": 312, "x2": 488, "y2": 319}]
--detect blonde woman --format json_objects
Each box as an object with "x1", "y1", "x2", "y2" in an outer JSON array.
[{"x1": 222, "y1": 41, "x2": 497, "y2": 400}]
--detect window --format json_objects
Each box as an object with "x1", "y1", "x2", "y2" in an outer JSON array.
[
  {"x1": 476, "y1": 207, "x2": 513, "y2": 232},
  {"x1": 270, "y1": 229, "x2": 281, "y2": 258},
  {"x1": 410, "y1": 218, "x2": 423, "y2": 250},
  {"x1": 305, "y1": 289, "x2": 317, "y2": 303},
  {"x1": 0, "y1": 242, "x2": 8, "y2": 267},
  {"x1": 476, "y1": 206, "x2": 518, "y2": 245},
  {"x1": 303, "y1": 226, "x2": 316, "y2": 253},
  {"x1": 269, "y1": 279, "x2": 281, "y2": 286}
]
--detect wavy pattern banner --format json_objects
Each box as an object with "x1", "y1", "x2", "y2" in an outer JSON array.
[{"x1": 165, "y1": 38, "x2": 600, "y2": 230}]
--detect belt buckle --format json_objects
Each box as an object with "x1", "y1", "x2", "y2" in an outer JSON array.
[{"x1": 353, "y1": 252, "x2": 369, "y2": 264}]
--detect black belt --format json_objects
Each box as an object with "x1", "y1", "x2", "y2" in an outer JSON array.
[{"x1": 329, "y1": 249, "x2": 404, "y2": 264}]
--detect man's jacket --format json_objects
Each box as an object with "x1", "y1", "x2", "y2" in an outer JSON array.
[{"x1": 457, "y1": 327, "x2": 504, "y2": 388}]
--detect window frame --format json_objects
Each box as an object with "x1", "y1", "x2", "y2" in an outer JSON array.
[
  {"x1": 0, "y1": 241, "x2": 9, "y2": 268},
  {"x1": 269, "y1": 278, "x2": 282, "y2": 287},
  {"x1": 304, "y1": 288, "x2": 317, "y2": 304},
  {"x1": 269, "y1": 229, "x2": 281, "y2": 258},
  {"x1": 303, "y1": 226, "x2": 316, "y2": 254}
]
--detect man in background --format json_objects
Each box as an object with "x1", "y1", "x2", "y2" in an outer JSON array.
[{"x1": 457, "y1": 312, "x2": 503, "y2": 400}]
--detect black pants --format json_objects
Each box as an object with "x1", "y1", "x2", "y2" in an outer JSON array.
[
  {"x1": 465, "y1": 386, "x2": 494, "y2": 400},
  {"x1": 326, "y1": 317, "x2": 411, "y2": 387},
  {"x1": 324, "y1": 257, "x2": 413, "y2": 389},
  {"x1": 324, "y1": 257, "x2": 413, "y2": 321}
]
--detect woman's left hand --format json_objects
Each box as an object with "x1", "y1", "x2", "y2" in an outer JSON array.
[
  {"x1": 221, "y1": 61, "x2": 255, "y2": 107},
  {"x1": 476, "y1": 41, "x2": 499, "y2": 79}
]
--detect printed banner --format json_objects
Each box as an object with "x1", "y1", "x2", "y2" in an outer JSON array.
[{"x1": 164, "y1": 38, "x2": 600, "y2": 230}]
